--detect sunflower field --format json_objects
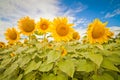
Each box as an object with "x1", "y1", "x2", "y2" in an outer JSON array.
[{"x1": 0, "y1": 16, "x2": 120, "y2": 80}]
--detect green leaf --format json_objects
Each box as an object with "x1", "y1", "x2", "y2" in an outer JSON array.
[
  {"x1": 57, "y1": 59, "x2": 75, "y2": 77},
  {"x1": 25, "y1": 47, "x2": 37, "y2": 54},
  {"x1": 47, "y1": 50, "x2": 60, "y2": 63},
  {"x1": 107, "y1": 54, "x2": 120, "y2": 65},
  {"x1": 16, "y1": 74, "x2": 23, "y2": 80},
  {"x1": 39, "y1": 62, "x2": 53, "y2": 72},
  {"x1": 17, "y1": 55, "x2": 31, "y2": 68},
  {"x1": 56, "y1": 74, "x2": 68, "y2": 80},
  {"x1": 0, "y1": 58, "x2": 12, "y2": 69},
  {"x1": 25, "y1": 60, "x2": 41, "y2": 75},
  {"x1": 23, "y1": 71, "x2": 36, "y2": 80},
  {"x1": 15, "y1": 46, "x2": 28, "y2": 54},
  {"x1": 87, "y1": 53, "x2": 103, "y2": 67},
  {"x1": 3, "y1": 62, "x2": 18, "y2": 77},
  {"x1": 96, "y1": 44, "x2": 104, "y2": 50},
  {"x1": 101, "y1": 58, "x2": 120, "y2": 72},
  {"x1": 41, "y1": 73, "x2": 68, "y2": 80},
  {"x1": 0, "y1": 48, "x2": 13, "y2": 54},
  {"x1": 92, "y1": 73, "x2": 114, "y2": 80},
  {"x1": 72, "y1": 78, "x2": 78, "y2": 80},
  {"x1": 105, "y1": 71, "x2": 120, "y2": 80},
  {"x1": 76, "y1": 59, "x2": 95, "y2": 72}
]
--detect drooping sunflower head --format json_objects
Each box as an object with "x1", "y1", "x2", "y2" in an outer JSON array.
[
  {"x1": 87, "y1": 19, "x2": 114, "y2": 44},
  {"x1": 61, "y1": 46, "x2": 67, "y2": 57},
  {"x1": 72, "y1": 32, "x2": 80, "y2": 40},
  {"x1": 5, "y1": 28, "x2": 20, "y2": 44},
  {"x1": 36, "y1": 18, "x2": 51, "y2": 33},
  {"x1": 51, "y1": 17, "x2": 75, "y2": 41},
  {"x1": 18, "y1": 16, "x2": 36, "y2": 36},
  {"x1": 0, "y1": 42, "x2": 5, "y2": 48}
]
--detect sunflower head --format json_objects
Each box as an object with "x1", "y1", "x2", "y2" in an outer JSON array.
[
  {"x1": 10, "y1": 53, "x2": 15, "y2": 57},
  {"x1": 18, "y1": 16, "x2": 36, "y2": 36},
  {"x1": 51, "y1": 17, "x2": 75, "y2": 41},
  {"x1": 36, "y1": 18, "x2": 51, "y2": 33},
  {"x1": 5, "y1": 28, "x2": 20, "y2": 44},
  {"x1": 61, "y1": 46, "x2": 67, "y2": 56},
  {"x1": 87, "y1": 19, "x2": 114, "y2": 44},
  {"x1": 72, "y1": 32, "x2": 80, "y2": 40},
  {"x1": 0, "y1": 42, "x2": 5, "y2": 48}
]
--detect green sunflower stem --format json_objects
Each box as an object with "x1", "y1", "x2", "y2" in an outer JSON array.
[
  {"x1": 28, "y1": 35, "x2": 31, "y2": 47},
  {"x1": 42, "y1": 33, "x2": 47, "y2": 53}
]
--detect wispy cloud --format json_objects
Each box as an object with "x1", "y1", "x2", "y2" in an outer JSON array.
[
  {"x1": 60, "y1": 2, "x2": 87, "y2": 27},
  {"x1": 105, "y1": 8, "x2": 120, "y2": 18}
]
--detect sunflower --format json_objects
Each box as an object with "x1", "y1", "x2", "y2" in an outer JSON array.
[
  {"x1": 51, "y1": 17, "x2": 74, "y2": 41},
  {"x1": 72, "y1": 32, "x2": 80, "y2": 40},
  {"x1": 5, "y1": 28, "x2": 20, "y2": 44},
  {"x1": 87, "y1": 19, "x2": 114, "y2": 44},
  {"x1": 10, "y1": 53, "x2": 15, "y2": 57},
  {"x1": 36, "y1": 18, "x2": 51, "y2": 33},
  {"x1": 18, "y1": 16, "x2": 35, "y2": 36},
  {"x1": 61, "y1": 46, "x2": 67, "y2": 56},
  {"x1": 0, "y1": 42, "x2": 5, "y2": 48}
]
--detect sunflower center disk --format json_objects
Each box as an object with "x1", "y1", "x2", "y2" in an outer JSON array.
[
  {"x1": 56, "y1": 25, "x2": 69, "y2": 36},
  {"x1": 23, "y1": 22, "x2": 35, "y2": 32},
  {"x1": 9, "y1": 31, "x2": 17, "y2": 40},
  {"x1": 92, "y1": 26, "x2": 105, "y2": 39},
  {"x1": 41, "y1": 24, "x2": 48, "y2": 30}
]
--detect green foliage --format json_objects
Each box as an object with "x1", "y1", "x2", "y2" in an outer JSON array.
[
  {"x1": 76, "y1": 59, "x2": 95, "y2": 72},
  {"x1": 57, "y1": 59, "x2": 75, "y2": 77},
  {"x1": 39, "y1": 62, "x2": 54, "y2": 72},
  {"x1": 0, "y1": 36, "x2": 120, "y2": 80},
  {"x1": 92, "y1": 73, "x2": 114, "y2": 80},
  {"x1": 47, "y1": 50, "x2": 61, "y2": 63}
]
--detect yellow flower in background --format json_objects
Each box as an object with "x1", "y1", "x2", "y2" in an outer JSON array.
[
  {"x1": 51, "y1": 17, "x2": 74, "y2": 41},
  {"x1": 10, "y1": 53, "x2": 15, "y2": 57},
  {"x1": 5, "y1": 28, "x2": 20, "y2": 44},
  {"x1": 24, "y1": 38, "x2": 28, "y2": 43},
  {"x1": 87, "y1": 19, "x2": 114, "y2": 44},
  {"x1": 0, "y1": 42, "x2": 5, "y2": 48},
  {"x1": 36, "y1": 18, "x2": 51, "y2": 33},
  {"x1": 61, "y1": 46, "x2": 67, "y2": 56},
  {"x1": 72, "y1": 32, "x2": 80, "y2": 40},
  {"x1": 18, "y1": 16, "x2": 35, "y2": 36}
]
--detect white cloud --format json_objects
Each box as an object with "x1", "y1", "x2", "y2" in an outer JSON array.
[
  {"x1": 105, "y1": 8, "x2": 120, "y2": 18},
  {"x1": 60, "y1": 2, "x2": 87, "y2": 23},
  {"x1": 109, "y1": 26, "x2": 120, "y2": 37},
  {"x1": 74, "y1": 18, "x2": 90, "y2": 28},
  {"x1": 75, "y1": 27, "x2": 86, "y2": 37}
]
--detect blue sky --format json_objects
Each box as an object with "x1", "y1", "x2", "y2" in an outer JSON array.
[{"x1": 0, "y1": 0, "x2": 120, "y2": 42}]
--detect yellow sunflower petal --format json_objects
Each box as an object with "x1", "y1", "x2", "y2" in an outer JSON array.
[{"x1": 87, "y1": 18, "x2": 114, "y2": 44}]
